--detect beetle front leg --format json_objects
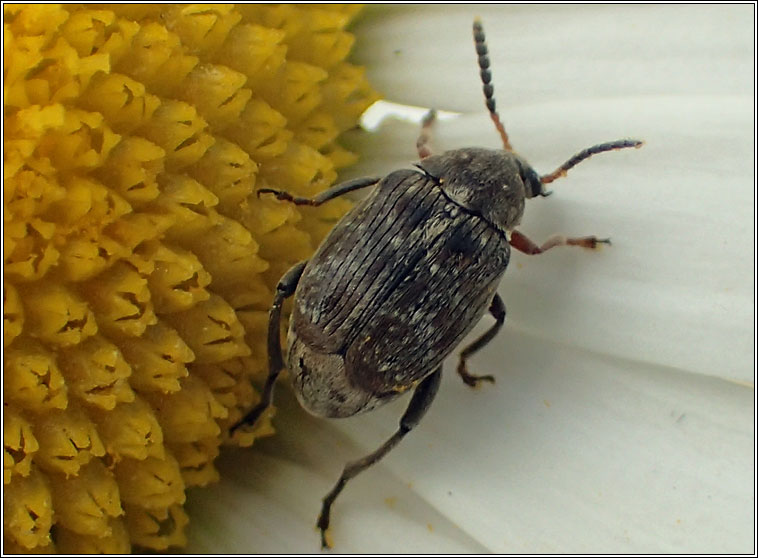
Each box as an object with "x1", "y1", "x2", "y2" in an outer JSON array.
[
  {"x1": 230, "y1": 261, "x2": 307, "y2": 433},
  {"x1": 317, "y1": 367, "x2": 443, "y2": 549},
  {"x1": 258, "y1": 176, "x2": 380, "y2": 207},
  {"x1": 457, "y1": 293, "x2": 505, "y2": 388},
  {"x1": 416, "y1": 109, "x2": 437, "y2": 159},
  {"x1": 509, "y1": 229, "x2": 611, "y2": 255}
]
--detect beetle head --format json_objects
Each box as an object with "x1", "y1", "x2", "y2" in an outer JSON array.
[{"x1": 416, "y1": 147, "x2": 529, "y2": 232}]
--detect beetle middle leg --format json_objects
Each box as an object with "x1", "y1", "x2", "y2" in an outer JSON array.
[
  {"x1": 230, "y1": 261, "x2": 307, "y2": 433},
  {"x1": 257, "y1": 175, "x2": 380, "y2": 206},
  {"x1": 416, "y1": 109, "x2": 437, "y2": 159},
  {"x1": 457, "y1": 293, "x2": 505, "y2": 388},
  {"x1": 509, "y1": 229, "x2": 611, "y2": 255},
  {"x1": 317, "y1": 366, "x2": 442, "y2": 549}
]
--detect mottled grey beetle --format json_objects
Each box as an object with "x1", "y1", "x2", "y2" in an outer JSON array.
[{"x1": 232, "y1": 19, "x2": 642, "y2": 548}]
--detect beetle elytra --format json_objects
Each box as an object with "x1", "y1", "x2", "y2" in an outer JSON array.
[{"x1": 232, "y1": 18, "x2": 642, "y2": 548}]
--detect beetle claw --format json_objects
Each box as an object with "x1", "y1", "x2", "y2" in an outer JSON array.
[
  {"x1": 318, "y1": 521, "x2": 333, "y2": 550},
  {"x1": 458, "y1": 363, "x2": 496, "y2": 389}
]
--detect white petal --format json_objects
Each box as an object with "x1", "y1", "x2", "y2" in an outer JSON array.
[
  {"x1": 185, "y1": 389, "x2": 487, "y2": 553},
  {"x1": 187, "y1": 348, "x2": 752, "y2": 552},
  {"x1": 333, "y1": 332, "x2": 753, "y2": 553},
  {"x1": 351, "y1": 5, "x2": 754, "y2": 112}
]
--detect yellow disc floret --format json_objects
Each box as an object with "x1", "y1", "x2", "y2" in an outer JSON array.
[{"x1": 3, "y1": 3, "x2": 379, "y2": 551}]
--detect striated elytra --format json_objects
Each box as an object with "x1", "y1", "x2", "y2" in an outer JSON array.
[{"x1": 233, "y1": 18, "x2": 642, "y2": 549}]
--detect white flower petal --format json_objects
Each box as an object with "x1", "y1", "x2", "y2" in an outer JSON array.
[
  {"x1": 351, "y1": 5, "x2": 754, "y2": 112},
  {"x1": 185, "y1": 389, "x2": 487, "y2": 554},
  {"x1": 185, "y1": 5, "x2": 753, "y2": 553},
  {"x1": 188, "y1": 337, "x2": 751, "y2": 552},
  {"x1": 333, "y1": 332, "x2": 753, "y2": 553}
]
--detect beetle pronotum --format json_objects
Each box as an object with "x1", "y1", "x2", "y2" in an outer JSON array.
[{"x1": 233, "y1": 18, "x2": 642, "y2": 548}]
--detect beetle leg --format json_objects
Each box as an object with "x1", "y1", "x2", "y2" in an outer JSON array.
[
  {"x1": 457, "y1": 293, "x2": 505, "y2": 388},
  {"x1": 257, "y1": 176, "x2": 380, "y2": 206},
  {"x1": 509, "y1": 229, "x2": 611, "y2": 255},
  {"x1": 416, "y1": 109, "x2": 437, "y2": 159},
  {"x1": 230, "y1": 261, "x2": 307, "y2": 434},
  {"x1": 317, "y1": 367, "x2": 443, "y2": 549}
]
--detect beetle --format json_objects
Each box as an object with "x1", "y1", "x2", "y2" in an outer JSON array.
[{"x1": 232, "y1": 18, "x2": 642, "y2": 548}]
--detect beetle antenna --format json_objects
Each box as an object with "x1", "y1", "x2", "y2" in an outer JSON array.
[
  {"x1": 473, "y1": 18, "x2": 512, "y2": 152},
  {"x1": 540, "y1": 138, "x2": 644, "y2": 185}
]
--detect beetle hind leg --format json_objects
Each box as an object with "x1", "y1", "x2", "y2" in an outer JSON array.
[
  {"x1": 230, "y1": 261, "x2": 307, "y2": 434},
  {"x1": 416, "y1": 109, "x2": 437, "y2": 159},
  {"x1": 457, "y1": 293, "x2": 505, "y2": 388},
  {"x1": 317, "y1": 366, "x2": 442, "y2": 548}
]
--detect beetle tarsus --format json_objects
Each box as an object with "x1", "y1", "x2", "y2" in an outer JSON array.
[
  {"x1": 318, "y1": 515, "x2": 333, "y2": 549},
  {"x1": 257, "y1": 176, "x2": 380, "y2": 208},
  {"x1": 457, "y1": 364, "x2": 496, "y2": 388},
  {"x1": 456, "y1": 294, "x2": 506, "y2": 389},
  {"x1": 569, "y1": 236, "x2": 612, "y2": 250},
  {"x1": 257, "y1": 188, "x2": 314, "y2": 206},
  {"x1": 229, "y1": 402, "x2": 267, "y2": 434}
]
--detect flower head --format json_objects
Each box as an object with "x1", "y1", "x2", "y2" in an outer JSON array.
[{"x1": 3, "y1": 4, "x2": 377, "y2": 552}]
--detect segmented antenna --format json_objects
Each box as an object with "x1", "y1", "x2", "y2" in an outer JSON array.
[
  {"x1": 473, "y1": 18, "x2": 512, "y2": 152},
  {"x1": 540, "y1": 139, "x2": 644, "y2": 185}
]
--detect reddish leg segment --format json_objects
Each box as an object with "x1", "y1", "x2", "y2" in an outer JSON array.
[
  {"x1": 509, "y1": 230, "x2": 611, "y2": 255},
  {"x1": 416, "y1": 109, "x2": 437, "y2": 159}
]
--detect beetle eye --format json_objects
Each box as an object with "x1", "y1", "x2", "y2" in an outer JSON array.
[{"x1": 520, "y1": 166, "x2": 543, "y2": 198}]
